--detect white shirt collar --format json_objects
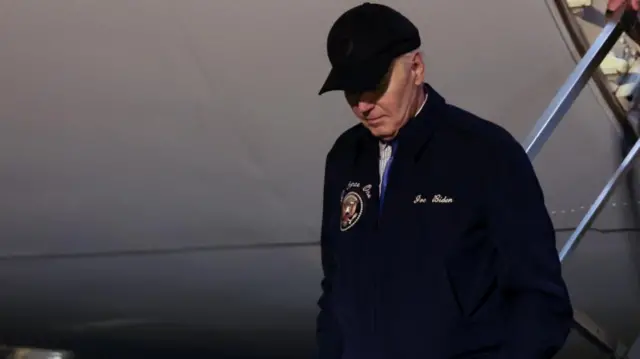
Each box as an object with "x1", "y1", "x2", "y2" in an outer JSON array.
[{"x1": 414, "y1": 92, "x2": 428, "y2": 117}]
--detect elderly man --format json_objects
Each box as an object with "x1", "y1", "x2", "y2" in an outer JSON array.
[{"x1": 315, "y1": 3, "x2": 574, "y2": 359}]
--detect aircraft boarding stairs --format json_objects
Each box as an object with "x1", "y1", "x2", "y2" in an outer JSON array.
[{"x1": 523, "y1": 4, "x2": 640, "y2": 359}]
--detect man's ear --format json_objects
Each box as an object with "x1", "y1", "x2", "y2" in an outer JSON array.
[{"x1": 412, "y1": 51, "x2": 425, "y2": 85}]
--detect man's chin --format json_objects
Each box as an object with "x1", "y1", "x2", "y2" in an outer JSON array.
[{"x1": 369, "y1": 128, "x2": 396, "y2": 141}]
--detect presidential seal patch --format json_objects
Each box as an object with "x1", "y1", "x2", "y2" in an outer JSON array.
[{"x1": 340, "y1": 191, "x2": 363, "y2": 232}]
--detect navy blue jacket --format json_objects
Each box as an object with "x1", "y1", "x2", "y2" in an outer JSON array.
[{"x1": 316, "y1": 84, "x2": 573, "y2": 359}]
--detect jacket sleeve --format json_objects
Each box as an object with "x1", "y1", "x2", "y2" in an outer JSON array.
[
  {"x1": 315, "y1": 153, "x2": 343, "y2": 359},
  {"x1": 485, "y1": 137, "x2": 574, "y2": 359}
]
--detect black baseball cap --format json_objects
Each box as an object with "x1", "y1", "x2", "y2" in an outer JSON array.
[{"x1": 318, "y1": 2, "x2": 421, "y2": 95}]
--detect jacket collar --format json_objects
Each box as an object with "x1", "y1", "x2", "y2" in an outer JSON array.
[{"x1": 360, "y1": 83, "x2": 447, "y2": 162}]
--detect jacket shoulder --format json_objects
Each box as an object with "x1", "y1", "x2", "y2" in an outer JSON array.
[
  {"x1": 443, "y1": 105, "x2": 526, "y2": 158},
  {"x1": 325, "y1": 123, "x2": 367, "y2": 164},
  {"x1": 438, "y1": 104, "x2": 544, "y2": 204}
]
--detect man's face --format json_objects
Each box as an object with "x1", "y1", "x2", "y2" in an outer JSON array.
[{"x1": 345, "y1": 51, "x2": 424, "y2": 141}]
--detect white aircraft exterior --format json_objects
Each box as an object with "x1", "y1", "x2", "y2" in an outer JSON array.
[{"x1": 0, "y1": 0, "x2": 639, "y2": 358}]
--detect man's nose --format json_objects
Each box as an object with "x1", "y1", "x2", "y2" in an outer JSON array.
[{"x1": 357, "y1": 101, "x2": 375, "y2": 113}]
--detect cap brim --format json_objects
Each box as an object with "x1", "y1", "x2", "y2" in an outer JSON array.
[{"x1": 318, "y1": 56, "x2": 393, "y2": 95}]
